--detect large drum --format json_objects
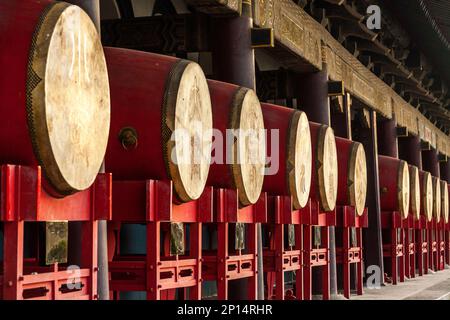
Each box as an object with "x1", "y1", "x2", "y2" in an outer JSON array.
[
  {"x1": 409, "y1": 165, "x2": 421, "y2": 220},
  {"x1": 206, "y1": 80, "x2": 266, "y2": 206},
  {"x1": 378, "y1": 156, "x2": 410, "y2": 219},
  {"x1": 260, "y1": 103, "x2": 312, "y2": 209},
  {"x1": 419, "y1": 170, "x2": 433, "y2": 222},
  {"x1": 104, "y1": 48, "x2": 213, "y2": 202},
  {"x1": 335, "y1": 137, "x2": 367, "y2": 216},
  {"x1": 0, "y1": 1, "x2": 110, "y2": 196},
  {"x1": 309, "y1": 122, "x2": 338, "y2": 212},
  {"x1": 432, "y1": 176, "x2": 441, "y2": 222},
  {"x1": 440, "y1": 180, "x2": 449, "y2": 224}
]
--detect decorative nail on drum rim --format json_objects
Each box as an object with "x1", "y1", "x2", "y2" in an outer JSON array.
[
  {"x1": 409, "y1": 166, "x2": 421, "y2": 220},
  {"x1": 432, "y1": 176, "x2": 441, "y2": 222},
  {"x1": 348, "y1": 142, "x2": 367, "y2": 216},
  {"x1": 317, "y1": 125, "x2": 338, "y2": 212},
  {"x1": 421, "y1": 171, "x2": 433, "y2": 222},
  {"x1": 397, "y1": 160, "x2": 410, "y2": 219},
  {"x1": 230, "y1": 88, "x2": 266, "y2": 206},
  {"x1": 440, "y1": 180, "x2": 449, "y2": 223},
  {"x1": 163, "y1": 61, "x2": 213, "y2": 202},
  {"x1": 27, "y1": 3, "x2": 110, "y2": 195},
  {"x1": 288, "y1": 111, "x2": 312, "y2": 209}
]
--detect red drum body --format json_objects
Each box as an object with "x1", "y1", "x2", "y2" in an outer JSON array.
[
  {"x1": 104, "y1": 47, "x2": 213, "y2": 202},
  {"x1": 335, "y1": 137, "x2": 367, "y2": 216},
  {"x1": 261, "y1": 103, "x2": 312, "y2": 209},
  {"x1": 378, "y1": 156, "x2": 410, "y2": 218}
]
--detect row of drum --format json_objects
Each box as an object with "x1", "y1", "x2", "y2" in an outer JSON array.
[{"x1": 0, "y1": 1, "x2": 448, "y2": 223}]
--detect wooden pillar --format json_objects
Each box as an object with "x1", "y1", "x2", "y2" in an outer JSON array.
[
  {"x1": 296, "y1": 67, "x2": 338, "y2": 298},
  {"x1": 422, "y1": 150, "x2": 440, "y2": 177},
  {"x1": 211, "y1": 0, "x2": 263, "y2": 300},
  {"x1": 358, "y1": 111, "x2": 384, "y2": 285},
  {"x1": 378, "y1": 117, "x2": 398, "y2": 158},
  {"x1": 331, "y1": 93, "x2": 352, "y2": 139},
  {"x1": 439, "y1": 160, "x2": 449, "y2": 184},
  {"x1": 398, "y1": 135, "x2": 422, "y2": 169}
]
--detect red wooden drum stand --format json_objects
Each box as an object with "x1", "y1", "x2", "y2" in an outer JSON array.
[
  {"x1": 381, "y1": 212, "x2": 406, "y2": 284},
  {"x1": 335, "y1": 206, "x2": 367, "y2": 298},
  {"x1": 0, "y1": 165, "x2": 111, "y2": 300},
  {"x1": 202, "y1": 189, "x2": 267, "y2": 300},
  {"x1": 404, "y1": 215, "x2": 416, "y2": 279},
  {"x1": 415, "y1": 216, "x2": 429, "y2": 276},
  {"x1": 108, "y1": 180, "x2": 212, "y2": 300},
  {"x1": 301, "y1": 200, "x2": 335, "y2": 300},
  {"x1": 446, "y1": 221, "x2": 450, "y2": 266},
  {"x1": 445, "y1": 184, "x2": 450, "y2": 266},
  {"x1": 427, "y1": 219, "x2": 439, "y2": 272},
  {"x1": 263, "y1": 196, "x2": 303, "y2": 300},
  {"x1": 437, "y1": 220, "x2": 446, "y2": 270}
]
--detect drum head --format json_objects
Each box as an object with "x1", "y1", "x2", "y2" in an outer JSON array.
[
  {"x1": 288, "y1": 111, "x2": 312, "y2": 209},
  {"x1": 349, "y1": 142, "x2": 367, "y2": 216},
  {"x1": 230, "y1": 88, "x2": 266, "y2": 206},
  {"x1": 164, "y1": 61, "x2": 213, "y2": 202},
  {"x1": 317, "y1": 126, "x2": 338, "y2": 212},
  {"x1": 397, "y1": 161, "x2": 410, "y2": 219},
  {"x1": 27, "y1": 3, "x2": 110, "y2": 195}
]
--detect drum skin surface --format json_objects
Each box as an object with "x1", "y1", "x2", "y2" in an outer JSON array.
[
  {"x1": 409, "y1": 165, "x2": 421, "y2": 220},
  {"x1": 440, "y1": 180, "x2": 448, "y2": 223},
  {"x1": 419, "y1": 170, "x2": 433, "y2": 222}
]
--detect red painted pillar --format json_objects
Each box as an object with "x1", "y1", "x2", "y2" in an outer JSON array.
[{"x1": 377, "y1": 117, "x2": 399, "y2": 158}]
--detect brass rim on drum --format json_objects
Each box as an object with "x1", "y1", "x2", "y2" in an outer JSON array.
[
  {"x1": 441, "y1": 180, "x2": 449, "y2": 223},
  {"x1": 229, "y1": 88, "x2": 266, "y2": 206},
  {"x1": 26, "y1": 3, "x2": 111, "y2": 196},
  {"x1": 409, "y1": 166, "x2": 421, "y2": 220},
  {"x1": 162, "y1": 60, "x2": 213, "y2": 202},
  {"x1": 422, "y1": 172, "x2": 433, "y2": 222},
  {"x1": 397, "y1": 160, "x2": 410, "y2": 219},
  {"x1": 432, "y1": 176, "x2": 441, "y2": 222},
  {"x1": 316, "y1": 125, "x2": 338, "y2": 212},
  {"x1": 287, "y1": 111, "x2": 312, "y2": 209},
  {"x1": 348, "y1": 142, "x2": 367, "y2": 217}
]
